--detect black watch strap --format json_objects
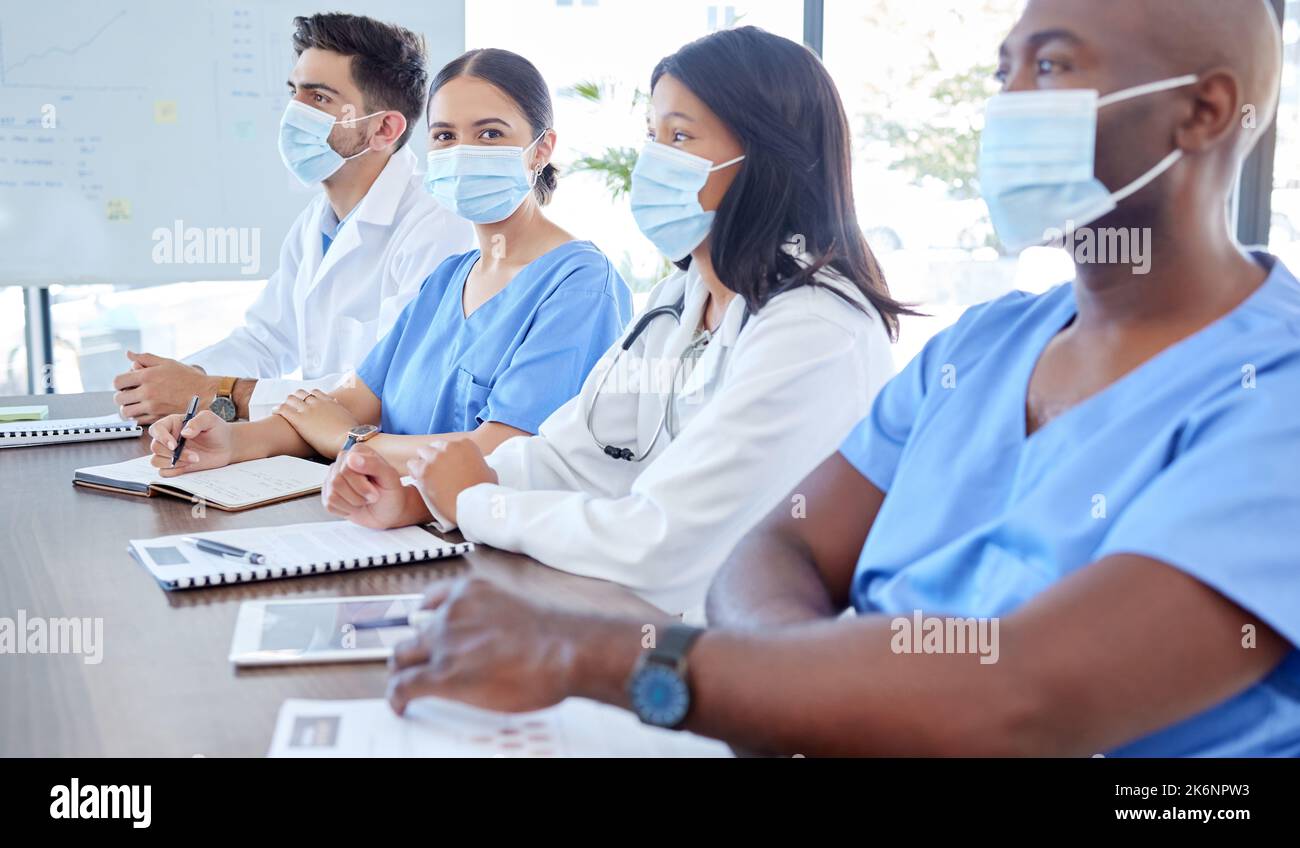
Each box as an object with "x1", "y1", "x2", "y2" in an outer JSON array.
[{"x1": 648, "y1": 624, "x2": 704, "y2": 666}]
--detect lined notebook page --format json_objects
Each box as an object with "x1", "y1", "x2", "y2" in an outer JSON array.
[
  {"x1": 130, "y1": 521, "x2": 469, "y2": 588},
  {"x1": 77, "y1": 455, "x2": 327, "y2": 509}
]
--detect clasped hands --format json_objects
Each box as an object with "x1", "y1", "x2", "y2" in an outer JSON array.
[{"x1": 321, "y1": 438, "x2": 499, "y2": 530}]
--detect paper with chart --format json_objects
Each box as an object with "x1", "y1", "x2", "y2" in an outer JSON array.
[
  {"x1": 269, "y1": 697, "x2": 733, "y2": 758},
  {"x1": 130, "y1": 521, "x2": 458, "y2": 582},
  {"x1": 75, "y1": 454, "x2": 326, "y2": 509}
]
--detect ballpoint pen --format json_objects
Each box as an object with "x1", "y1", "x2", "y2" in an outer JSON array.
[
  {"x1": 351, "y1": 610, "x2": 435, "y2": 630},
  {"x1": 170, "y1": 395, "x2": 201, "y2": 468},
  {"x1": 179, "y1": 536, "x2": 266, "y2": 565}
]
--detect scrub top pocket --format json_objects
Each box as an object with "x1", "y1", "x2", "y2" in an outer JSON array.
[{"x1": 455, "y1": 367, "x2": 493, "y2": 430}]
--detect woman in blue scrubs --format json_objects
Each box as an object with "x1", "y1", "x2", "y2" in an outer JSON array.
[{"x1": 146, "y1": 49, "x2": 631, "y2": 479}]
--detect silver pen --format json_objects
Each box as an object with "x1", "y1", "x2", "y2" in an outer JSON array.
[{"x1": 180, "y1": 536, "x2": 266, "y2": 565}]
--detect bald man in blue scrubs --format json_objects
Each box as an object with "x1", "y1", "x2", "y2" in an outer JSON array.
[{"x1": 379, "y1": 0, "x2": 1300, "y2": 757}]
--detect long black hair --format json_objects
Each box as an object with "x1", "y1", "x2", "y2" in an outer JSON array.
[
  {"x1": 652, "y1": 27, "x2": 912, "y2": 338},
  {"x1": 429, "y1": 48, "x2": 559, "y2": 205}
]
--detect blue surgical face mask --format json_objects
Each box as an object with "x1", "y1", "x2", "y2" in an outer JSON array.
[
  {"x1": 423, "y1": 134, "x2": 545, "y2": 224},
  {"x1": 278, "y1": 100, "x2": 383, "y2": 186},
  {"x1": 630, "y1": 142, "x2": 745, "y2": 262},
  {"x1": 977, "y1": 74, "x2": 1199, "y2": 252}
]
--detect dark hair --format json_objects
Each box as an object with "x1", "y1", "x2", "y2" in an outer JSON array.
[
  {"x1": 291, "y1": 13, "x2": 428, "y2": 149},
  {"x1": 652, "y1": 27, "x2": 913, "y2": 338},
  {"x1": 429, "y1": 49, "x2": 558, "y2": 205}
]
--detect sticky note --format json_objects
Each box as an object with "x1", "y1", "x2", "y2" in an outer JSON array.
[
  {"x1": 0, "y1": 405, "x2": 49, "y2": 422},
  {"x1": 154, "y1": 100, "x2": 178, "y2": 124},
  {"x1": 106, "y1": 198, "x2": 131, "y2": 221}
]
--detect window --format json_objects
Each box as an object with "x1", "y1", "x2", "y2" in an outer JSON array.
[
  {"x1": 0, "y1": 287, "x2": 27, "y2": 395},
  {"x1": 46, "y1": 279, "x2": 265, "y2": 393},
  {"x1": 465, "y1": 0, "x2": 803, "y2": 303},
  {"x1": 1271, "y1": 0, "x2": 1300, "y2": 265},
  {"x1": 823, "y1": 0, "x2": 1073, "y2": 368}
]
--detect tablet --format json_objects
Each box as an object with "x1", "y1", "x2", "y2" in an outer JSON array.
[{"x1": 229, "y1": 594, "x2": 424, "y2": 667}]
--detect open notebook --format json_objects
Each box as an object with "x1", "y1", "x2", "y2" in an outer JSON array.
[
  {"x1": 74, "y1": 454, "x2": 327, "y2": 511},
  {"x1": 0, "y1": 413, "x2": 141, "y2": 447},
  {"x1": 129, "y1": 521, "x2": 473, "y2": 590}
]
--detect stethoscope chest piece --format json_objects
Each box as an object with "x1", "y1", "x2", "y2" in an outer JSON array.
[{"x1": 586, "y1": 293, "x2": 687, "y2": 463}]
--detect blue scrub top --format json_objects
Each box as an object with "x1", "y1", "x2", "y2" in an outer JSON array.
[
  {"x1": 839, "y1": 252, "x2": 1300, "y2": 757},
  {"x1": 356, "y1": 240, "x2": 631, "y2": 437}
]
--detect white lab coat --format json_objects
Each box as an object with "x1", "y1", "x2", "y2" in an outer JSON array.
[
  {"x1": 438, "y1": 261, "x2": 896, "y2": 616},
  {"x1": 186, "y1": 146, "x2": 475, "y2": 419}
]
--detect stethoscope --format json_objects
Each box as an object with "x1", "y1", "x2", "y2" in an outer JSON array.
[{"x1": 586, "y1": 293, "x2": 748, "y2": 462}]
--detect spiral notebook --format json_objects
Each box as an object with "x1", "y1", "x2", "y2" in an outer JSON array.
[
  {"x1": 128, "y1": 521, "x2": 473, "y2": 590},
  {"x1": 0, "y1": 413, "x2": 141, "y2": 447}
]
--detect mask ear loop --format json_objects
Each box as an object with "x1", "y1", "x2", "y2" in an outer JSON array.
[
  {"x1": 336, "y1": 110, "x2": 389, "y2": 163},
  {"x1": 1096, "y1": 74, "x2": 1200, "y2": 108},
  {"x1": 1094, "y1": 74, "x2": 1199, "y2": 206},
  {"x1": 707, "y1": 153, "x2": 746, "y2": 172},
  {"x1": 524, "y1": 130, "x2": 550, "y2": 187},
  {"x1": 1109, "y1": 149, "x2": 1184, "y2": 205},
  {"x1": 335, "y1": 109, "x2": 387, "y2": 126}
]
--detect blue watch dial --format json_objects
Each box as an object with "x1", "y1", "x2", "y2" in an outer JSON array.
[{"x1": 629, "y1": 663, "x2": 690, "y2": 728}]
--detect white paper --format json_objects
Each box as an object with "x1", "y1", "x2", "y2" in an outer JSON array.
[
  {"x1": 130, "y1": 521, "x2": 464, "y2": 587},
  {"x1": 268, "y1": 697, "x2": 733, "y2": 758},
  {"x1": 77, "y1": 454, "x2": 327, "y2": 509},
  {"x1": 0, "y1": 413, "x2": 135, "y2": 435},
  {"x1": 0, "y1": 414, "x2": 141, "y2": 447}
]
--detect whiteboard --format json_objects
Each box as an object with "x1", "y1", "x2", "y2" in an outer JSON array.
[{"x1": 0, "y1": 0, "x2": 464, "y2": 286}]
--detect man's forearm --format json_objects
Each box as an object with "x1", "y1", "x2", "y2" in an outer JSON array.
[
  {"x1": 565, "y1": 615, "x2": 1039, "y2": 757},
  {"x1": 232, "y1": 378, "x2": 257, "y2": 419},
  {"x1": 188, "y1": 370, "x2": 256, "y2": 420}
]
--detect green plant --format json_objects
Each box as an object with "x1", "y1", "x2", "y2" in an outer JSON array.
[
  {"x1": 863, "y1": 62, "x2": 998, "y2": 200},
  {"x1": 570, "y1": 146, "x2": 638, "y2": 199},
  {"x1": 562, "y1": 79, "x2": 673, "y2": 290}
]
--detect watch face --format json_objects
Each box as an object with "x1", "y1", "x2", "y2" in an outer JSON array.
[
  {"x1": 629, "y1": 664, "x2": 690, "y2": 728},
  {"x1": 349, "y1": 424, "x2": 380, "y2": 441},
  {"x1": 209, "y1": 396, "x2": 237, "y2": 422}
]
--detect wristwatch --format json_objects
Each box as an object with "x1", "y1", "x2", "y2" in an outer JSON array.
[
  {"x1": 626, "y1": 624, "x2": 705, "y2": 728},
  {"x1": 341, "y1": 424, "x2": 380, "y2": 453},
  {"x1": 209, "y1": 376, "x2": 238, "y2": 422}
]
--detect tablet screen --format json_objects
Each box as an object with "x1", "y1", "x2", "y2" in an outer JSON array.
[{"x1": 234, "y1": 595, "x2": 423, "y2": 665}]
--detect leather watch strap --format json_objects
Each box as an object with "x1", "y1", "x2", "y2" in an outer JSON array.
[{"x1": 216, "y1": 376, "x2": 237, "y2": 399}]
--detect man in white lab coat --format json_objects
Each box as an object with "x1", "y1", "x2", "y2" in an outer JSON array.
[{"x1": 112, "y1": 13, "x2": 473, "y2": 424}]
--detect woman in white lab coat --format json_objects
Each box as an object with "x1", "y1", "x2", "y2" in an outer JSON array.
[{"x1": 322, "y1": 26, "x2": 911, "y2": 615}]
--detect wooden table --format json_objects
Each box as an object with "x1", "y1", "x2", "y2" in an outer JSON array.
[{"x1": 0, "y1": 392, "x2": 660, "y2": 756}]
